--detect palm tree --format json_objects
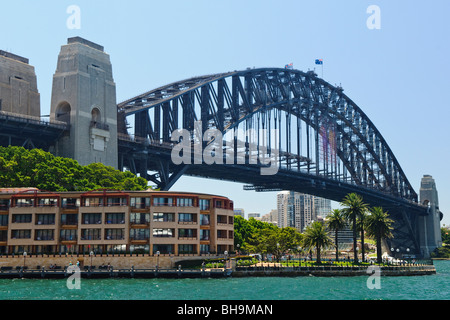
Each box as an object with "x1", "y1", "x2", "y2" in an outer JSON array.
[
  {"x1": 366, "y1": 207, "x2": 394, "y2": 264},
  {"x1": 341, "y1": 193, "x2": 368, "y2": 263},
  {"x1": 357, "y1": 209, "x2": 369, "y2": 262},
  {"x1": 302, "y1": 221, "x2": 334, "y2": 264},
  {"x1": 326, "y1": 209, "x2": 346, "y2": 262}
]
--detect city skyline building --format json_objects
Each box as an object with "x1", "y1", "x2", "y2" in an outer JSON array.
[{"x1": 277, "y1": 191, "x2": 331, "y2": 232}]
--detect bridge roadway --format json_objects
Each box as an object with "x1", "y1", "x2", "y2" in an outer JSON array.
[{"x1": 117, "y1": 133, "x2": 427, "y2": 216}]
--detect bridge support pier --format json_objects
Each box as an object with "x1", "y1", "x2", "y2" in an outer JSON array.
[{"x1": 417, "y1": 175, "x2": 443, "y2": 258}]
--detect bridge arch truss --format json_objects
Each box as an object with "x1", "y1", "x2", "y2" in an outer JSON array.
[{"x1": 118, "y1": 68, "x2": 417, "y2": 203}]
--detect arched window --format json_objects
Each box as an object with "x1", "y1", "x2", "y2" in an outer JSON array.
[
  {"x1": 91, "y1": 107, "x2": 101, "y2": 123},
  {"x1": 56, "y1": 102, "x2": 71, "y2": 124}
]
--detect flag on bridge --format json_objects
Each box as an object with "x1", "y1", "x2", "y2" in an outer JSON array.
[
  {"x1": 285, "y1": 63, "x2": 293, "y2": 69},
  {"x1": 315, "y1": 59, "x2": 323, "y2": 65}
]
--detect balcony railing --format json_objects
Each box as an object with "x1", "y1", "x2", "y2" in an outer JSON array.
[{"x1": 90, "y1": 121, "x2": 109, "y2": 131}]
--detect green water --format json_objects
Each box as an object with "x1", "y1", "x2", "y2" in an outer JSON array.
[{"x1": 0, "y1": 260, "x2": 448, "y2": 300}]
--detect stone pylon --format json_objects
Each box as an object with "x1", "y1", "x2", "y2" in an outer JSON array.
[
  {"x1": 418, "y1": 175, "x2": 443, "y2": 258},
  {"x1": 50, "y1": 37, "x2": 118, "y2": 168}
]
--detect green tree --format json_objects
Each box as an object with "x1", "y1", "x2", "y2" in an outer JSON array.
[
  {"x1": 302, "y1": 221, "x2": 333, "y2": 264},
  {"x1": 366, "y1": 207, "x2": 394, "y2": 264},
  {"x1": 326, "y1": 209, "x2": 346, "y2": 262},
  {"x1": 341, "y1": 193, "x2": 368, "y2": 263},
  {"x1": 441, "y1": 227, "x2": 450, "y2": 245},
  {"x1": 0, "y1": 146, "x2": 148, "y2": 192}
]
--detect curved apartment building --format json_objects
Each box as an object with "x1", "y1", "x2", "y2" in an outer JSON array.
[{"x1": 0, "y1": 189, "x2": 235, "y2": 256}]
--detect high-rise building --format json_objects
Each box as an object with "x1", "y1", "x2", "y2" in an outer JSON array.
[
  {"x1": 233, "y1": 208, "x2": 245, "y2": 218},
  {"x1": 247, "y1": 213, "x2": 261, "y2": 220},
  {"x1": 277, "y1": 191, "x2": 331, "y2": 232}
]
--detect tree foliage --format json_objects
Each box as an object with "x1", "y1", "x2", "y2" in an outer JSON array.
[
  {"x1": 234, "y1": 216, "x2": 302, "y2": 259},
  {"x1": 0, "y1": 146, "x2": 148, "y2": 191}
]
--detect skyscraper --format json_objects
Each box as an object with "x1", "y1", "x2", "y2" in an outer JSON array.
[{"x1": 277, "y1": 191, "x2": 331, "y2": 232}]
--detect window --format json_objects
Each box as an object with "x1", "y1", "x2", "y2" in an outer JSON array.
[
  {"x1": 217, "y1": 230, "x2": 228, "y2": 239},
  {"x1": 199, "y1": 199, "x2": 210, "y2": 210},
  {"x1": 82, "y1": 213, "x2": 102, "y2": 224},
  {"x1": 130, "y1": 212, "x2": 150, "y2": 225},
  {"x1": 105, "y1": 213, "x2": 125, "y2": 224},
  {"x1": 106, "y1": 244, "x2": 127, "y2": 254},
  {"x1": 153, "y1": 212, "x2": 174, "y2": 222},
  {"x1": 178, "y1": 229, "x2": 197, "y2": 239},
  {"x1": 153, "y1": 197, "x2": 173, "y2": 207},
  {"x1": 0, "y1": 230, "x2": 7, "y2": 242},
  {"x1": 61, "y1": 198, "x2": 79, "y2": 209},
  {"x1": 60, "y1": 229, "x2": 77, "y2": 241},
  {"x1": 107, "y1": 197, "x2": 127, "y2": 207},
  {"x1": 37, "y1": 198, "x2": 58, "y2": 207},
  {"x1": 152, "y1": 228, "x2": 175, "y2": 237},
  {"x1": 200, "y1": 244, "x2": 210, "y2": 254},
  {"x1": 178, "y1": 244, "x2": 196, "y2": 254},
  {"x1": 130, "y1": 244, "x2": 149, "y2": 254},
  {"x1": 15, "y1": 198, "x2": 34, "y2": 207},
  {"x1": 200, "y1": 214, "x2": 210, "y2": 226},
  {"x1": 153, "y1": 244, "x2": 174, "y2": 255},
  {"x1": 130, "y1": 197, "x2": 150, "y2": 209},
  {"x1": 0, "y1": 215, "x2": 8, "y2": 227},
  {"x1": 81, "y1": 229, "x2": 101, "y2": 240},
  {"x1": 130, "y1": 228, "x2": 149, "y2": 241},
  {"x1": 83, "y1": 197, "x2": 103, "y2": 207},
  {"x1": 105, "y1": 229, "x2": 125, "y2": 240},
  {"x1": 215, "y1": 200, "x2": 223, "y2": 208},
  {"x1": 178, "y1": 213, "x2": 197, "y2": 223},
  {"x1": 61, "y1": 214, "x2": 78, "y2": 225},
  {"x1": 0, "y1": 199, "x2": 10, "y2": 210},
  {"x1": 36, "y1": 214, "x2": 55, "y2": 225},
  {"x1": 200, "y1": 229, "x2": 210, "y2": 241},
  {"x1": 35, "y1": 230, "x2": 54, "y2": 241},
  {"x1": 177, "y1": 198, "x2": 193, "y2": 207},
  {"x1": 12, "y1": 214, "x2": 32, "y2": 223},
  {"x1": 217, "y1": 215, "x2": 228, "y2": 224},
  {"x1": 12, "y1": 230, "x2": 31, "y2": 239}
]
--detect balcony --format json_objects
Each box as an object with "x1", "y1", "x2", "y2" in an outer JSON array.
[{"x1": 90, "y1": 120, "x2": 109, "y2": 131}]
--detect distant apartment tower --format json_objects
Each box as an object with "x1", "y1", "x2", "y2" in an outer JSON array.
[
  {"x1": 277, "y1": 191, "x2": 331, "y2": 232},
  {"x1": 247, "y1": 213, "x2": 261, "y2": 220},
  {"x1": 233, "y1": 208, "x2": 245, "y2": 218},
  {"x1": 261, "y1": 209, "x2": 278, "y2": 225},
  {"x1": 0, "y1": 50, "x2": 40, "y2": 118}
]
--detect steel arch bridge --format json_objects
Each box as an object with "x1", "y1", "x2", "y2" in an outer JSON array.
[{"x1": 116, "y1": 67, "x2": 430, "y2": 256}]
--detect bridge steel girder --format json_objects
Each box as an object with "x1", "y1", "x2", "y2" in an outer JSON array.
[{"x1": 117, "y1": 68, "x2": 427, "y2": 256}]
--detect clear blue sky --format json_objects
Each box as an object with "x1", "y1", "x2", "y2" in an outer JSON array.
[{"x1": 2, "y1": 0, "x2": 449, "y2": 225}]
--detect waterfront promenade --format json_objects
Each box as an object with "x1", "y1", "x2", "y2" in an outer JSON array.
[{"x1": 0, "y1": 263, "x2": 436, "y2": 279}]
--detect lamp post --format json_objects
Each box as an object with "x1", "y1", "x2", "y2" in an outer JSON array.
[
  {"x1": 276, "y1": 242, "x2": 281, "y2": 267},
  {"x1": 89, "y1": 251, "x2": 94, "y2": 271},
  {"x1": 156, "y1": 251, "x2": 160, "y2": 270},
  {"x1": 224, "y1": 250, "x2": 228, "y2": 269},
  {"x1": 23, "y1": 251, "x2": 27, "y2": 269}
]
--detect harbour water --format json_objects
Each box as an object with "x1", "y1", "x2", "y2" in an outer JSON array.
[{"x1": 0, "y1": 260, "x2": 448, "y2": 300}]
